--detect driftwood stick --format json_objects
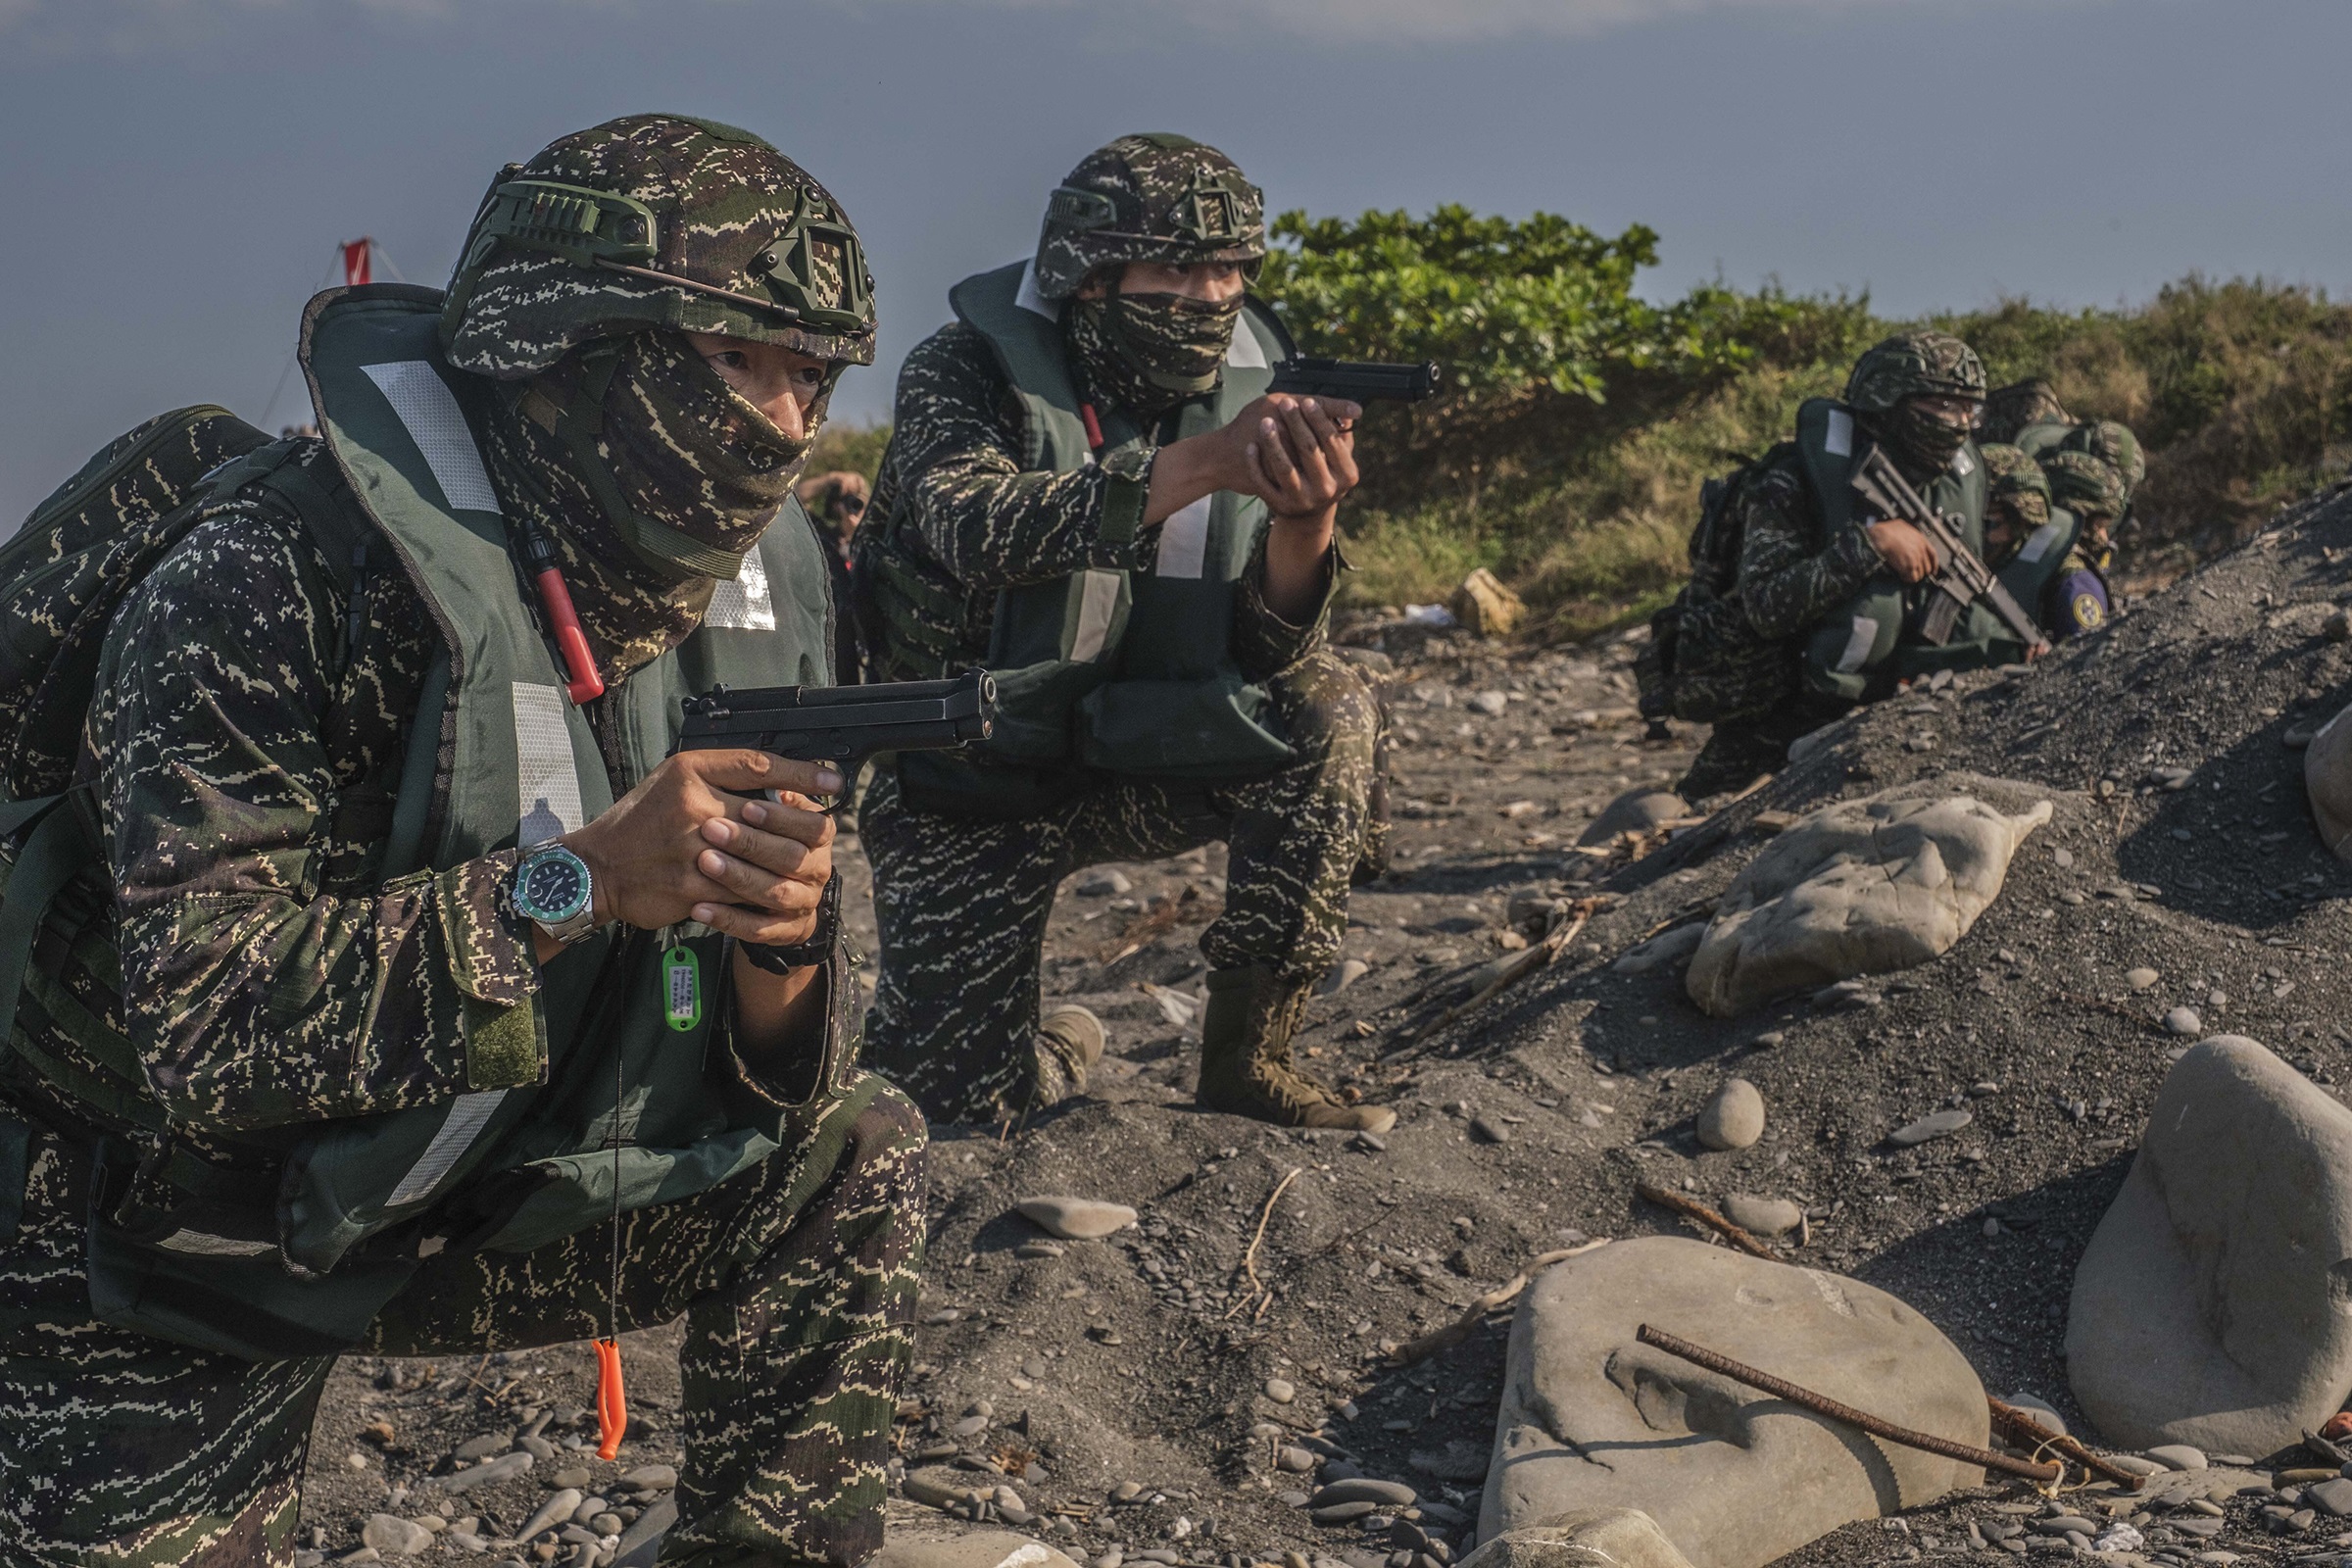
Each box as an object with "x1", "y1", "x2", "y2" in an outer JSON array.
[
  {"x1": 1634, "y1": 1181, "x2": 1778, "y2": 1259},
  {"x1": 1987, "y1": 1396, "x2": 2144, "y2": 1492},
  {"x1": 1389, "y1": 1241, "x2": 1607, "y2": 1367},
  {"x1": 1637, "y1": 1324, "x2": 2062, "y2": 1485}
]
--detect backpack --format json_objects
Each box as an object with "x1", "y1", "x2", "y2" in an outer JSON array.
[{"x1": 1634, "y1": 443, "x2": 1796, "y2": 727}]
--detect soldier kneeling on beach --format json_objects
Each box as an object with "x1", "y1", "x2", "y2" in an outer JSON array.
[{"x1": 0, "y1": 115, "x2": 922, "y2": 1567}]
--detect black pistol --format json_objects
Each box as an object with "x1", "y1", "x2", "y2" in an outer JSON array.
[
  {"x1": 675, "y1": 669, "x2": 997, "y2": 811},
  {"x1": 1267, "y1": 357, "x2": 1443, "y2": 405}
]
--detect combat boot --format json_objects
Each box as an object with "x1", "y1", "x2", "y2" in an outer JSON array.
[
  {"x1": 1031, "y1": 1005, "x2": 1106, "y2": 1109},
  {"x1": 1196, "y1": 965, "x2": 1396, "y2": 1132}
]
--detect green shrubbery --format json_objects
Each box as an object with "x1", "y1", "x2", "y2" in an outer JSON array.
[{"x1": 815, "y1": 208, "x2": 2352, "y2": 642}]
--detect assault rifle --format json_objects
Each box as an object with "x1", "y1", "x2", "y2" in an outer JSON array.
[
  {"x1": 1850, "y1": 446, "x2": 2049, "y2": 658},
  {"x1": 1268, "y1": 357, "x2": 1443, "y2": 405},
  {"x1": 676, "y1": 669, "x2": 996, "y2": 811}
]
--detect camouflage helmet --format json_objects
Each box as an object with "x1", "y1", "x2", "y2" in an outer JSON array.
[
  {"x1": 2042, "y1": 450, "x2": 2129, "y2": 519},
  {"x1": 1981, "y1": 443, "x2": 2052, "y2": 512},
  {"x1": 1843, "y1": 330, "x2": 1988, "y2": 416},
  {"x1": 2064, "y1": 418, "x2": 2146, "y2": 498},
  {"x1": 1031, "y1": 132, "x2": 1266, "y2": 302},
  {"x1": 1981, "y1": 378, "x2": 2072, "y2": 446},
  {"x1": 441, "y1": 114, "x2": 876, "y2": 379}
]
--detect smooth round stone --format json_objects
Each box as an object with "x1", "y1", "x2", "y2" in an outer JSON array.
[
  {"x1": 590, "y1": 1513, "x2": 625, "y2": 1537},
  {"x1": 361, "y1": 1515, "x2": 434, "y2": 1556},
  {"x1": 2146, "y1": 1444, "x2": 2208, "y2": 1471},
  {"x1": 2164, "y1": 1007, "x2": 2204, "y2": 1037},
  {"x1": 453, "y1": 1434, "x2": 510, "y2": 1461},
  {"x1": 1322, "y1": 959, "x2": 1371, "y2": 996},
  {"x1": 1888, "y1": 1108, "x2": 1972, "y2": 1148},
  {"x1": 2003, "y1": 1392, "x2": 2067, "y2": 1438},
  {"x1": 1016, "y1": 1196, "x2": 1138, "y2": 1241},
  {"x1": 2125, "y1": 967, "x2": 2160, "y2": 992},
  {"x1": 1721, "y1": 1194, "x2": 1801, "y2": 1238},
  {"x1": 548, "y1": 1469, "x2": 593, "y2": 1492},
  {"x1": 1277, "y1": 1446, "x2": 1320, "y2": 1473},
  {"x1": 1310, "y1": 1501, "x2": 1378, "y2": 1525},
  {"x1": 1469, "y1": 1116, "x2": 1510, "y2": 1145},
  {"x1": 1466, "y1": 691, "x2": 1509, "y2": 716},
  {"x1": 1111, "y1": 1482, "x2": 1146, "y2": 1502},
  {"x1": 1278, "y1": 1491, "x2": 1311, "y2": 1509},
  {"x1": 1696, "y1": 1079, "x2": 1765, "y2": 1151},
  {"x1": 1264, "y1": 1378, "x2": 1297, "y2": 1404},
  {"x1": 1309, "y1": 1479, "x2": 1417, "y2": 1508}
]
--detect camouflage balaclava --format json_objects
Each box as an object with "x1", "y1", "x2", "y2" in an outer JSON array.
[
  {"x1": 1980, "y1": 379, "x2": 2072, "y2": 446},
  {"x1": 1845, "y1": 330, "x2": 1987, "y2": 478},
  {"x1": 1036, "y1": 133, "x2": 1266, "y2": 417},
  {"x1": 1979, "y1": 443, "x2": 2052, "y2": 565},
  {"x1": 441, "y1": 114, "x2": 876, "y2": 677}
]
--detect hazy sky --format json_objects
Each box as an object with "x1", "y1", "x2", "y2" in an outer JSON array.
[{"x1": 5, "y1": 0, "x2": 2350, "y2": 519}]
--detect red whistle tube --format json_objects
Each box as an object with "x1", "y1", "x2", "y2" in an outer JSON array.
[
  {"x1": 531, "y1": 564, "x2": 605, "y2": 704},
  {"x1": 594, "y1": 1336, "x2": 627, "y2": 1460},
  {"x1": 1080, "y1": 402, "x2": 1105, "y2": 452}
]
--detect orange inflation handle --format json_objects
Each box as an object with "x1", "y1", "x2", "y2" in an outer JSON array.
[{"x1": 594, "y1": 1336, "x2": 627, "y2": 1460}]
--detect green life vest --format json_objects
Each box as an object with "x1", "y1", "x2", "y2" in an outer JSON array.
[
  {"x1": 16, "y1": 286, "x2": 854, "y2": 1361},
  {"x1": 1787, "y1": 398, "x2": 1994, "y2": 702},
  {"x1": 882, "y1": 261, "x2": 1296, "y2": 817},
  {"x1": 1994, "y1": 506, "x2": 2084, "y2": 636}
]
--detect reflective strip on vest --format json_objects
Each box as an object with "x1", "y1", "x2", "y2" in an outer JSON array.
[
  {"x1": 1824, "y1": 409, "x2": 1854, "y2": 458},
  {"x1": 705, "y1": 549, "x2": 777, "y2": 631},
  {"x1": 1155, "y1": 496, "x2": 1211, "y2": 580},
  {"x1": 383, "y1": 1089, "x2": 510, "y2": 1207},
  {"x1": 155, "y1": 1229, "x2": 277, "y2": 1257},
  {"x1": 1836, "y1": 615, "x2": 1880, "y2": 673},
  {"x1": 2018, "y1": 521, "x2": 2065, "y2": 565},
  {"x1": 513, "y1": 681, "x2": 586, "y2": 849},
  {"x1": 359, "y1": 362, "x2": 502, "y2": 514},
  {"x1": 1068, "y1": 570, "x2": 1122, "y2": 663},
  {"x1": 386, "y1": 677, "x2": 586, "y2": 1209}
]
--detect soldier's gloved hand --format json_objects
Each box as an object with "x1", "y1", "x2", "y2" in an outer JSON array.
[
  {"x1": 1867, "y1": 517, "x2": 1939, "y2": 584},
  {"x1": 1248, "y1": 394, "x2": 1359, "y2": 521},
  {"x1": 561, "y1": 750, "x2": 839, "y2": 946}
]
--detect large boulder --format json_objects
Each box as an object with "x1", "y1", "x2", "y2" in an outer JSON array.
[
  {"x1": 1686, "y1": 777, "x2": 2051, "y2": 1017},
  {"x1": 1482, "y1": 1238, "x2": 1984, "y2": 1568},
  {"x1": 2068, "y1": 1036, "x2": 2352, "y2": 1453},
  {"x1": 2306, "y1": 701, "x2": 2352, "y2": 859},
  {"x1": 1457, "y1": 1510, "x2": 1694, "y2": 1568}
]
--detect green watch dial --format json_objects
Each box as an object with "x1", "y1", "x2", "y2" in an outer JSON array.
[{"x1": 515, "y1": 847, "x2": 591, "y2": 924}]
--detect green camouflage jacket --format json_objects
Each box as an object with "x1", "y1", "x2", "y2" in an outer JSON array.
[
  {"x1": 867, "y1": 320, "x2": 1332, "y2": 679},
  {"x1": 1733, "y1": 460, "x2": 1887, "y2": 642},
  {"x1": 78, "y1": 441, "x2": 534, "y2": 1139}
]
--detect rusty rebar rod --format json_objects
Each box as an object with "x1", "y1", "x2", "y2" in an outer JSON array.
[
  {"x1": 1987, "y1": 1396, "x2": 2143, "y2": 1493},
  {"x1": 1634, "y1": 1182, "x2": 1777, "y2": 1259},
  {"x1": 1636, "y1": 1324, "x2": 2062, "y2": 1485}
]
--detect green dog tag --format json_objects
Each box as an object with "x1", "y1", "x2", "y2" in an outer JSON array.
[{"x1": 662, "y1": 944, "x2": 702, "y2": 1032}]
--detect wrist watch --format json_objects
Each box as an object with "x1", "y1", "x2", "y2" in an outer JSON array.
[{"x1": 513, "y1": 844, "x2": 597, "y2": 945}]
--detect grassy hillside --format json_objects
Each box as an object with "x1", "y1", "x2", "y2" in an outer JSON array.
[{"x1": 812, "y1": 212, "x2": 2352, "y2": 643}]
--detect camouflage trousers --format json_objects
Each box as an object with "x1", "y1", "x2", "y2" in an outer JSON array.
[
  {"x1": 861, "y1": 649, "x2": 1380, "y2": 1125},
  {"x1": 0, "y1": 1074, "x2": 926, "y2": 1568}
]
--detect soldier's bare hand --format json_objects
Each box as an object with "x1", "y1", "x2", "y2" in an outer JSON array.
[
  {"x1": 1867, "y1": 518, "x2": 1939, "y2": 584},
  {"x1": 562, "y1": 750, "x2": 840, "y2": 940},
  {"x1": 1142, "y1": 393, "x2": 1362, "y2": 528},
  {"x1": 1248, "y1": 395, "x2": 1358, "y2": 519},
  {"x1": 690, "y1": 794, "x2": 834, "y2": 947}
]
